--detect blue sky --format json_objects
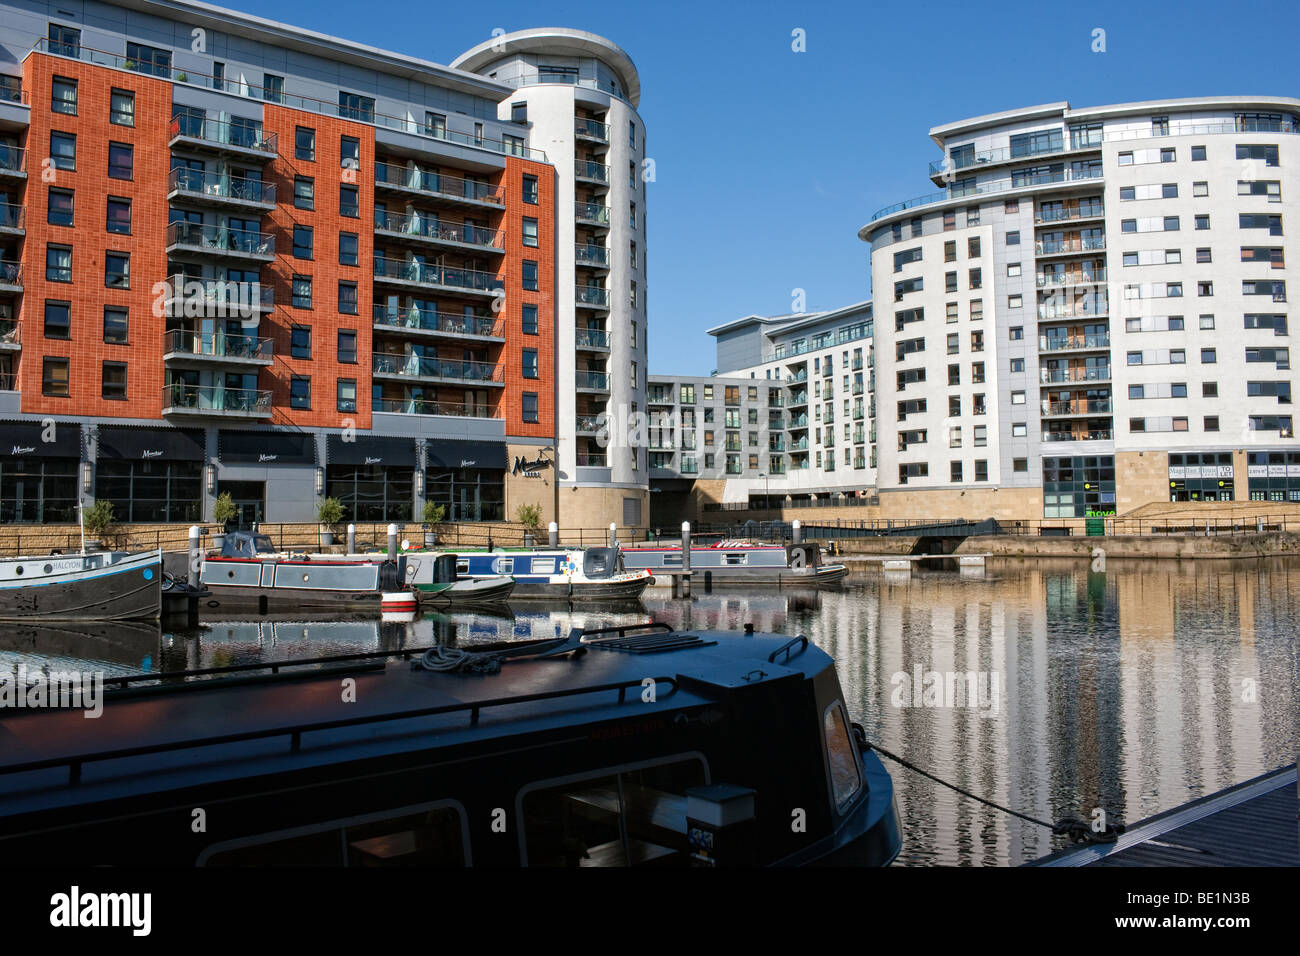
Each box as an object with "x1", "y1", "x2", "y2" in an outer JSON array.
[{"x1": 230, "y1": 0, "x2": 1300, "y2": 375}]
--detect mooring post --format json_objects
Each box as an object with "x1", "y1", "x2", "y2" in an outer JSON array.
[
  {"x1": 681, "y1": 520, "x2": 692, "y2": 597},
  {"x1": 187, "y1": 525, "x2": 201, "y2": 589},
  {"x1": 548, "y1": 521, "x2": 558, "y2": 548},
  {"x1": 347, "y1": 523, "x2": 356, "y2": 554},
  {"x1": 609, "y1": 522, "x2": 617, "y2": 548},
  {"x1": 387, "y1": 523, "x2": 398, "y2": 560},
  {"x1": 792, "y1": 519, "x2": 802, "y2": 545}
]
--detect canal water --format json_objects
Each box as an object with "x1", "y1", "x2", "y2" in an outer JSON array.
[{"x1": 2, "y1": 557, "x2": 1297, "y2": 866}]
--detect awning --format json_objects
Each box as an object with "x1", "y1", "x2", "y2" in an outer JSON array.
[
  {"x1": 426, "y1": 440, "x2": 507, "y2": 470},
  {"x1": 0, "y1": 421, "x2": 82, "y2": 458},
  {"x1": 97, "y1": 426, "x2": 205, "y2": 461},
  {"x1": 326, "y1": 435, "x2": 416, "y2": 467},
  {"x1": 219, "y1": 430, "x2": 317, "y2": 465}
]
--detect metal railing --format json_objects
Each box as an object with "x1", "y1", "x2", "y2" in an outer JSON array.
[
  {"x1": 575, "y1": 328, "x2": 611, "y2": 349},
  {"x1": 372, "y1": 305, "x2": 501, "y2": 337},
  {"x1": 0, "y1": 203, "x2": 24, "y2": 230},
  {"x1": 575, "y1": 371, "x2": 610, "y2": 390},
  {"x1": 164, "y1": 274, "x2": 271, "y2": 313},
  {"x1": 1042, "y1": 399, "x2": 1112, "y2": 416},
  {"x1": 372, "y1": 353, "x2": 504, "y2": 384},
  {"x1": 1038, "y1": 300, "x2": 1109, "y2": 321},
  {"x1": 373, "y1": 211, "x2": 504, "y2": 250},
  {"x1": 0, "y1": 321, "x2": 19, "y2": 346},
  {"x1": 1039, "y1": 333, "x2": 1110, "y2": 352},
  {"x1": 576, "y1": 286, "x2": 610, "y2": 307},
  {"x1": 1037, "y1": 268, "x2": 1107, "y2": 288},
  {"x1": 0, "y1": 147, "x2": 25, "y2": 175},
  {"x1": 871, "y1": 169, "x2": 1103, "y2": 222},
  {"x1": 575, "y1": 201, "x2": 612, "y2": 224},
  {"x1": 1042, "y1": 429, "x2": 1114, "y2": 442},
  {"x1": 372, "y1": 256, "x2": 501, "y2": 293},
  {"x1": 0, "y1": 261, "x2": 20, "y2": 287},
  {"x1": 169, "y1": 113, "x2": 276, "y2": 156},
  {"x1": 372, "y1": 398, "x2": 493, "y2": 418},
  {"x1": 165, "y1": 221, "x2": 275, "y2": 257},
  {"x1": 1035, "y1": 203, "x2": 1105, "y2": 224},
  {"x1": 1040, "y1": 366, "x2": 1112, "y2": 383},
  {"x1": 168, "y1": 167, "x2": 275, "y2": 205},
  {"x1": 575, "y1": 159, "x2": 610, "y2": 183},
  {"x1": 164, "y1": 329, "x2": 273, "y2": 361},
  {"x1": 576, "y1": 453, "x2": 608, "y2": 467},
  {"x1": 1036, "y1": 236, "x2": 1107, "y2": 255},
  {"x1": 576, "y1": 243, "x2": 610, "y2": 267},
  {"x1": 575, "y1": 415, "x2": 604, "y2": 432},
  {"x1": 373, "y1": 161, "x2": 503, "y2": 205},
  {"x1": 162, "y1": 383, "x2": 272, "y2": 414},
  {"x1": 575, "y1": 117, "x2": 610, "y2": 141}
]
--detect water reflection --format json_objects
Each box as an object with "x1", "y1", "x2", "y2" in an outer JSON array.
[{"x1": 1, "y1": 559, "x2": 1296, "y2": 867}]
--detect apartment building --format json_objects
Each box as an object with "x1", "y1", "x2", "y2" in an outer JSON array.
[
  {"x1": 0, "y1": 1, "x2": 646, "y2": 530},
  {"x1": 647, "y1": 301, "x2": 875, "y2": 520},
  {"x1": 861, "y1": 98, "x2": 1300, "y2": 520}
]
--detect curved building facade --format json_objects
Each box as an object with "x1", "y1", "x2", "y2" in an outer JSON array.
[{"x1": 454, "y1": 29, "x2": 650, "y2": 530}]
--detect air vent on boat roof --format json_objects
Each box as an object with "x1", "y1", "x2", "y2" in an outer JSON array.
[{"x1": 583, "y1": 632, "x2": 717, "y2": 654}]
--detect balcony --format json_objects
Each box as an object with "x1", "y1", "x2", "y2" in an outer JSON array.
[
  {"x1": 575, "y1": 371, "x2": 610, "y2": 391},
  {"x1": 788, "y1": 392, "x2": 808, "y2": 407},
  {"x1": 789, "y1": 438, "x2": 810, "y2": 451},
  {"x1": 0, "y1": 321, "x2": 19, "y2": 350},
  {"x1": 372, "y1": 398, "x2": 494, "y2": 418},
  {"x1": 788, "y1": 415, "x2": 809, "y2": 429},
  {"x1": 165, "y1": 221, "x2": 275, "y2": 261},
  {"x1": 647, "y1": 390, "x2": 673, "y2": 405},
  {"x1": 575, "y1": 118, "x2": 610, "y2": 143},
  {"x1": 576, "y1": 286, "x2": 610, "y2": 310},
  {"x1": 1042, "y1": 399, "x2": 1112, "y2": 417},
  {"x1": 162, "y1": 383, "x2": 271, "y2": 418},
  {"x1": 1035, "y1": 235, "x2": 1107, "y2": 256},
  {"x1": 372, "y1": 353, "x2": 505, "y2": 386},
  {"x1": 786, "y1": 372, "x2": 809, "y2": 385},
  {"x1": 168, "y1": 114, "x2": 277, "y2": 161},
  {"x1": 575, "y1": 415, "x2": 604, "y2": 434},
  {"x1": 164, "y1": 275, "x2": 272, "y2": 316},
  {"x1": 1037, "y1": 268, "x2": 1107, "y2": 289},
  {"x1": 0, "y1": 203, "x2": 24, "y2": 235},
  {"x1": 871, "y1": 168, "x2": 1103, "y2": 223},
  {"x1": 0, "y1": 147, "x2": 25, "y2": 179},
  {"x1": 0, "y1": 261, "x2": 19, "y2": 292},
  {"x1": 372, "y1": 257, "x2": 501, "y2": 297},
  {"x1": 373, "y1": 161, "x2": 504, "y2": 209},
  {"x1": 1039, "y1": 333, "x2": 1111, "y2": 352},
  {"x1": 1041, "y1": 429, "x2": 1114, "y2": 442},
  {"x1": 167, "y1": 168, "x2": 276, "y2": 211},
  {"x1": 927, "y1": 137, "x2": 1099, "y2": 183},
  {"x1": 1040, "y1": 366, "x2": 1112, "y2": 384},
  {"x1": 1035, "y1": 203, "x2": 1105, "y2": 225},
  {"x1": 1038, "y1": 298, "x2": 1108, "y2": 321},
  {"x1": 575, "y1": 159, "x2": 610, "y2": 185},
  {"x1": 576, "y1": 453, "x2": 608, "y2": 467},
  {"x1": 575, "y1": 243, "x2": 610, "y2": 269},
  {"x1": 576, "y1": 328, "x2": 611, "y2": 350},
  {"x1": 373, "y1": 305, "x2": 503, "y2": 341},
  {"x1": 163, "y1": 329, "x2": 273, "y2": 365},
  {"x1": 374, "y1": 211, "x2": 505, "y2": 254},
  {"x1": 575, "y1": 201, "x2": 612, "y2": 228}
]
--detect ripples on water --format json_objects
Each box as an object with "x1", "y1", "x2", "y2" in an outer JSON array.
[{"x1": 2, "y1": 558, "x2": 1297, "y2": 866}]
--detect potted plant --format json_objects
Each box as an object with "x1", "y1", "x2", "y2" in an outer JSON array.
[
  {"x1": 82, "y1": 500, "x2": 115, "y2": 552},
  {"x1": 421, "y1": 501, "x2": 445, "y2": 548},
  {"x1": 516, "y1": 503, "x2": 542, "y2": 548},
  {"x1": 175, "y1": 72, "x2": 188, "y2": 82},
  {"x1": 212, "y1": 492, "x2": 239, "y2": 550},
  {"x1": 317, "y1": 497, "x2": 344, "y2": 547}
]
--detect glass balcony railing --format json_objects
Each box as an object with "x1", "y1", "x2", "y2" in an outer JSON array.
[
  {"x1": 1040, "y1": 366, "x2": 1112, "y2": 384},
  {"x1": 575, "y1": 415, "x2": 604, "y2": 432},
  {"x1": 0, "y1": 203, "x2": 23, "y2": 230},
  {"x1": 575, "y1": 159, "x2": 610, "y2": 183},
  {"x1": 0, "y1": 261, "x2": 21, "y2": 287},
  {"x1": 576, "y1": 329, "x2": 611, "y2": 349},
  {"x1": 372, "y1": 353, "x2": 503, "y2": 384},
  {"x1": 788, "y1": 415, "x2": 809, "y2": 429},
  {"x1": 163, "y1": 383, "x2": 271, "y2": 414},
  {"x1": 372, "y1": 257, "x2": 501, "y2": 293},
  {"x1": 1041, "y1": 429, "x2": 1114, "y2": 442},
  {"x1": 0, "y1": 147, "x2": 26, "y2": 175},
  {"x1": 372, "y1": 398, "x2": 493, "y2": 418},
  {"x1": 575, "y1": 201, "x2": 611, "y2": 225},
  {"x1": 372, "y1": 305, "x2": 501, "y2": 337},
  {"x1": 168, "y1": 167, "x2": 275, "y2": 205},
  {"x1": 373, "y1": 161, "x2": 503, "y2": 205},
  {"x1": 576, "y1": 453, "x2": 608, "y2": 467},
  {"x1": 576, "y1": 286, "x2": 610, "y2": 307},
  {"x1": 576, "y1": 371, "x2": 610, "y2": 390},
  {"x1": 164, "y1": 329, "x2": 273, "y2": 361},
  {"x1": 1037, "y1": 268, "x2": 1107, "y2": 288},
  {"x1": 165, "y1": 221, "x2": 274, "y2": 257},
  {"x1": 1036, "y1": 236, "x2": 1107, "y2": 255},
  {"x1": 373, "y1": 211, "x2": 504, "y2": 250},
  {"x1": 169, "y1": 113, "x2": 276, "y2": 156},
  {"x1": 575, "y1": 118, "x2": 610, "y2": 142},
  {"x1": 576, "y1": 243, "x2": 610, "y2": 267},
  {"x1": 164, "y1": 275, "x2": 271, "y2": 313},
  {"x1": 1035, "y1": 204, "x2": 1105, "y2": 225},
  {"x1": 1042, "y1": 399, "x2": 1112, "y2": 416},
  {"x1": 788, "y1": 392, "x2": 808, "y2": 406},
  {"x1": 789, "y1": 438, "x2": 810, "y2": 451},
  {"x1": 928, "y1": 137, "x2": 1088, "y2": 178},
  {"x1": 1037, "y1": 299, "x2": 1109, "y2": 321},
  {"x1": 1039, "y1": 333, "x2": 1111, "y2": 352}
]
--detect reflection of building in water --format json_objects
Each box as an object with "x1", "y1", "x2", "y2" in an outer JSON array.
[{"x1": 641, "y1": 591, "x2": 819, "y2": 634}]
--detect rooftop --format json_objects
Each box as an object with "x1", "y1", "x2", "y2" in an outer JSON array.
[{"x1": 452, "y1": 28, "x2": 642, "y2": 108}]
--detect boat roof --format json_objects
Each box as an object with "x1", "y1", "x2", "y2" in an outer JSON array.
[{"x1": 0, "y1": 627, "x2": 829, "y2": 817}]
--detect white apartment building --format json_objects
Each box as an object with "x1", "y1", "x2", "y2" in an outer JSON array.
[
  {"x1": 861, "y1": 97, "x2": 1300, "y2": 519},
  {"x1": 453, "y1": 30, "x2": 650, "y2": 529}
]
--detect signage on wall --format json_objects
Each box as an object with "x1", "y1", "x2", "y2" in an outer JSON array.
[{"x1": 512, "y1": 455, "x2": 552, "y2": 478}]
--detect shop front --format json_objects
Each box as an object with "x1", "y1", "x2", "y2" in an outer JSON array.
[
  {"x1": 426, "y1": 440, "x2": 507, "y2": 522},
  {"x1": 1247, "y1": 451, "x2": 1300, "y2": 501},
  {"x1": 218, "y1": 430, "x2": 318, "y2": 524},
  {"x1": 95, "y1": 426, "x2": 205, "y2": 523},
  {"x1": 325, "y1": 435, "x2": 416, "y2": 522},
  {"x1": 0, "y1": 420, "x2": 81, "y2": 523}
]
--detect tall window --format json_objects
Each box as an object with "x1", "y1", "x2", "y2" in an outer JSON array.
[
  {"x1": 337, "y1": 330, "x2": 357, "y2": 364},
  {"x1": 522, "y1": 304, "x2": 538, "y2": 335},
  {"x1": 50, "y1": 131, "x2": 75, "y2": 170},
  {"x1": 522, "y1": 392, "x2": 539, "y2": 423},
  {"x1": 522, "y1": 217, "x2": 538, "y2": 247},
  {"x1": 338, "y1": 92, "x2": 374, "y2": 121},
  {"x1": 102, "y1": 362, "x2": 127, "y2": 400},
  {"x1": 126, "y1": 42, "x2": 171, "y2": 77},
  {"x1": 290, "y1": 376, "x2": 311, "y2": 409},
  {"x1": 109, "y1": 88, "x2": 135, "y2": 126},
  {"x1": 48, "y1": 23, "x2": 80, "y2": 57},
  {"x1": 47, "y1": 188, "x2": 73, "y2": 227},
  {"x1": 108, "y1": 142, "x2": 133, "y2": 179},
  {"x1": 106, "y1": 197, "x2": 131, "y2": 234},
  {"x1": 522, "y1": 260, "x2": 538, "y2": 291},
  {"x1": 523, "y1": 175, "x2": 538, "y2": 204},
  {"x1": 522, "y1": 349, "x2": 539, "y2": 379},
  {"x1": 262, "y1": 73, "x2": 284, "y2": 102},
  {"x1": 51, "y1": 76, "x2": 77, "y2": 114},
  {"x1": 43, "y1": 358, "x2": 70, "y2": 396}
]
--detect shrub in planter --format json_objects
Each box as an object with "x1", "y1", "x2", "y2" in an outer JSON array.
[{"x1": 317, "y1": 497, "x2": 345, "y2": 546}]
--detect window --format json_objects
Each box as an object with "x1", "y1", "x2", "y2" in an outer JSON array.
[
  {"x1": 337, "y1": 330, "x2": 357, "y2": 364},
  {"x1": 125, "y1": 42, "x2": 170, "y2": 77},
  {"x1": 335, "y1": 379, "x2": 356, "y2": 413},
  {"x1": 339, "y1": 232, "x2": 359, "y2": 267},
  {"x1": 290, "y1": 376, "x2": 310, "y2": 409},
  {"x1": 42, "y1": 357, "x2": 69, "y2": 397},
  {"x1": 294, "y1": 177, "x2": 314, "y2": 209},
  {"x1": 1010, "y1": 358, "x2": 1025, "y2": 373},
  {"x1": 522, "y1": 349, "x2": 539, "y2": 379},
  {"x1": 1009, "y1": 294, "x2": 1022, "y2": 309},
  {"x1": 1205, "y1": 416, "x2": 1219, "y2": 432},
  {"x1": 50, "y1": 131, "x2": 76, "y2": 170},
  {"x1": 522, "y1": 304, "x2": 538, "y2": 335},
  {"x1": 944, "y1": 240, "x2": 956, "y2": 262},
  {"x1": 974, "y1": 460, "x2": 988, "y2": 482},
  {"x1": 948, "y1": 396, "x2": 961, "y2": 417},
  {"x1": 101, "y1": 362, "x2": 127, "y2": 400},
  {"x1": 1197, "y1": 247, "x2": 1212, "y2": 263},
  {"x1": 51, "y1": 76, "x2": 76, "y2": 114},
  {"x1": 339, "y1": 184, "x2": 359, "y2": 218},
  {"x1": 108, "y1": 142, "x2": 133, "y2": 179},
  {"x1": 968, "y1": 236, "x2": 981, "y2": 258},
  {"x1": 292, "y1": 276, "x2": 312, "y2": 309},
  {"x1": 293, "y1": 226, "x2": 313, "y2": 259},
  {"x1": 969, "y1": 268, "x2": 982, "y2": 290},
  {"x1": 520, "y1": 392, "x2": 539, "y2": 424},
  {"x1": 105, "y1": 252, "x2": 129, "y2": 289},
  {"x1": 1198, "y1": 281, "x2": 1213, "y2": 297},
  {"x1": 47, "y1": 187, "x2": 73, "y2": 227},
  {"x1": 106, "y1": 197, "x2": 131, "y2": 234},
  {"x1": 1194, "y1": 214, "x2": 1209, "y2": 230},
  {"x1": 340, "y1": 136, "x2": 361, "y2": 171},
  {"x1": 1009, "y1": 326, "x2": 1024, "y2": 341},
  {"x1": 48, "y1": 23, "x2": 80, "y2": 57},
  {"x1": 1200, "y1": 314, "x2": 1215, "y2": 330},
  {"x1": 946, "y1": 271, "x2": 958, "y2": 293},
  {"x1": 44, "y1": 300, "x2": 71, "y2": 339},
  {"x1": 103, "y1": 307, "x2": 128, "y2": 344},
  {"x1": 212, "y1": 62, "x2": 224, "y2": 89},
  {"x1": 974, "y1": 425, "x2": 988, "y2": 447},
  {"x1": 946, "y1": 333, "x2": 959, "y2": 354},
  {"x1": 338, "y1": 93, "x2": 374, "y2": 122},
  {"x1": 1007, "y1": 231, "x2": 1020, "y2": 246},
  {"x1": 295, "y1": 127, "x2": 315, "y2": 161},
  {"x1": 950, "y1": 461, "x2": 963, "y2": 482},
  {"x1": 522, "y1": 260, "x2": 538, "y2": 291},
  {"x1": 290, "y1": 326, "x2": 312, "y2": 359},
  {"x1": 424, "y1": 112, "x2": 446, "y2": 137},
  {"x1": 1202, "y1": 348, "x2": 1217, "y2": 363},
  {"x1": 1192, "y1": 181, "x2": 1208, "y2": 198},
  {"x1": 107, "y1": 88, "x2": 134, "y2": 127},
  {"x1": 1011, "y1": 390, "x2": 1026, "y2": 405},
  {"x1": 257, "y1": 72, "x2": 284, "y2": 102},
  {"x1": 523, "y1": 175, "x2": 538, "y2": 204},
  {"x1": 338, "y1": 281, "x2": 358, "y2": 315},
  {"x1": 1191, "y1": 145, "x2": 1206, "y2": 161},
  {"x1": 1236, "y1": 143, "x2": 1279, "y2": 166},
  {"x1": 523, "y1": 217, "x2": 538, "y2": 247},
  {"x1": 46, "y1": 245, "x2": 72, "y2": 282}
]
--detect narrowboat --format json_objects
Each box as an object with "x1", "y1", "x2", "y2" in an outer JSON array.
[
  {"x1": 404, "y1": 553, "x2": 515, "y2": 607},
  {"x1": 0, "y1": 623, "x2": 902, "y2": 866},
  {"x1": 622, "y1": 541, "x2": 850, "y2": 587},
  {"x1": 201, "y1": 532, "x2": 406, "y2": 613},
  {"x1": 0, "y1": 550, "x2": 162, "y2": 621},
  {"x1": 415, "y1": 547, "x2": 653, "y2": 601}
]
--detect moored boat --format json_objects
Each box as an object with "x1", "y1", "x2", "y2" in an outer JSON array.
[
  {"x1": 408, "y1": 546, "x2": 652, "y2": 601},
  {"x1": 412, "y1": 554, "x2": 516, "y2": 607},
  {"x1": 622, "y1": 540, "x2": 849, "y2": 587},
  {"x1": 0, "y1": 550, "x2": 162, "y2": 621}
]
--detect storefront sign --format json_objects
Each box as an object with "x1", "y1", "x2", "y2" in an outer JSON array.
[
  {"x1": 97, "y1": 427, "x2": 204, "y2": 461},
  {"x1": 512, "y1": 455, "x2": 552, "y2": 477},
  {"x1": 220, "y1": 430, "x2": 317, "y2": 465},
  {"x1": 0, "y1": 421, "x2": 82, "y2": 459}
]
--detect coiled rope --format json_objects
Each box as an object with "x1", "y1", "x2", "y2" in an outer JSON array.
[
  {"x1": 854, "y1": 724, "x2": 1125, "y2": 845},
  {"x1": 418, "y1": 646, "x2": 508, "y2": 674}
]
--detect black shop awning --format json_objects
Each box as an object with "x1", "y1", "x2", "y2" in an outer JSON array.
[
  {"x1": 219, "y1": 430, "x2": 317, "y2": 465},
  {"x1": 0, "y1": 421, "x2": 82, "y2": 458},
  {"x1": 97, "y1": 427, "x2": 205, "y2": 461},
  {"x1": 326, "y1": 435, "x2": 416, "y2": 467},
  {"x1": 426, "y1": 440, "x2": 507, "y2": 470}
]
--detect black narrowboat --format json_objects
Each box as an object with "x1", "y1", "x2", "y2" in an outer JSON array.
[{"x1": 0, "y1": 624, "x2": 901, "y2": 866}]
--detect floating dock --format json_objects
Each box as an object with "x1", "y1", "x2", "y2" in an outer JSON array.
[{"x1": 1028, "y1": 764, "x2": 1298, "y2": 866}]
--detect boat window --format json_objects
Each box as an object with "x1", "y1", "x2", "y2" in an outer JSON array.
[
  {"x1": 521, "y1": 756, "x2": 707, "y2": 867},
  {"x1": 583, "y1": 549, "x2": 611, "y2": 577},
  {"x1": 823, "y1": 701, "x2": 863, "y2": 812},
  {"x1": 253, "y1": 535, "x2": 275, "y2": 553},
  {"x1": 662, "y1": 553, "x2": 682, "y2": 566},
  {"x1": 456, "y1": 559, "x2": 469, "y2": 574},
  {"x1": 723, "y1": 553, "x2": 747, "y2": 566},
  {"x1": 199, "y1": 801, "x2": 468, "y2": 866},
  {"x1": 530, "y1": 557, "x2": 557, "y2": 574},
  {"x1": 493, "y1": 558, "x2": 514, "y2": 574}
]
